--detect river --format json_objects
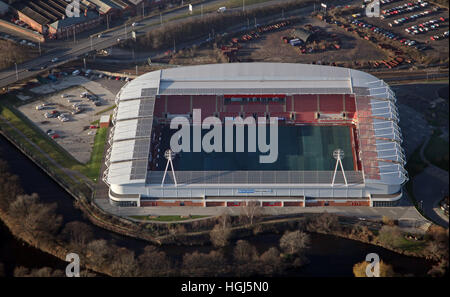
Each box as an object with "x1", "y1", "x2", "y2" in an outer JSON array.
[{"x1": 0, "y1": 135, "x2": 434, "y2": 277}]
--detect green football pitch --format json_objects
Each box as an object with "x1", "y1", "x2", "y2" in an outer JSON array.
[{"x1": 159, "y1": 125, "x2": 355, "y2": 171}]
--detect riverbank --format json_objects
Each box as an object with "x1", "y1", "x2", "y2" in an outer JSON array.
[{"x1": 0, "y1": 111, "x2": 446, "y2": 277}]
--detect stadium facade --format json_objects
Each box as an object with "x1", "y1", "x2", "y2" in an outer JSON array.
[{"x1": 103, "y1": 63, "x2": 408, "y2": 208}]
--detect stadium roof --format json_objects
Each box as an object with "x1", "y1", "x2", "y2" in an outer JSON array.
[{"x1": 106, "y1": 63, "x2": 407, "y2": 187}]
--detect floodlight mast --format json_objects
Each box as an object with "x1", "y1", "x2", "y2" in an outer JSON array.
[
  {"x1": 331, "y1": 149, "x2": 348, "y2": 186},
  {"x1": 161, "y1": 149, "x2": 178, "y2": 187}
]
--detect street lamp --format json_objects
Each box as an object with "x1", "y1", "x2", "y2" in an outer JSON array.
[{"x1": 14, "y1": 62, "x2": 18, "y2": 81}]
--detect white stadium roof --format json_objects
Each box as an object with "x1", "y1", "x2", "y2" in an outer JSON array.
[{"x1": 104, "y1": 63, "x2": 407, "y2": 188}]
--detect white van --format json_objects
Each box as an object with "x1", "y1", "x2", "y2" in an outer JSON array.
[{"x1": 217, "y1": 6, "x2": 226, "y2": 13}]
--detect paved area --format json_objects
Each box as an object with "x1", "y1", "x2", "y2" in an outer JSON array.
[
  {"x1": 413, "y1": 134, "x2": 449, "y2": 227},
  {"x1": 95, "y1": 195, "x2": 429, "y2": 227},
  {"x1": 18, "y1": 76, "x2": 116, "y2": 163},
  {"x1": 397, "y1": 103, "x2": 431, "y2": 157},
  {"x1": 413, "y1": 166, "x2": 449, "y2": 227}
]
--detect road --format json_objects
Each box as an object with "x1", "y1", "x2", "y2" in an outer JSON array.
[
  {"x1": 413, "y1": 134, "x2": 449, "y2": 227},
  {"x1": 0, "y1": 0, "x2": 298, "y2": 89}
]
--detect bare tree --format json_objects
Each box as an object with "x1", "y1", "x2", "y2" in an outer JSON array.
[
  {"x1": 138, "y1": 246, "x2": 171, "y2": 276},
  {"x1": 110, "y1": 248, "x2": 139, "y2": 277},
  {"x1": 8, "y1": 194, "x2": 62, "y2": 237},
  {"x1": 210, "y1": 223, "x2": 231, "y2": 248},
  {"x1": 182, "y1": 250, "x2": 226, "y2": 277},
  {"x1": 240, "y1": 200, "x2": 262, "y2": 225},
  {"x1": 233, "y1": 240, "x2": 259, "y2": 263},
  {"x1": 86, "y1": 239, "x2": 113, "y2": 267},
  {"x1": 61, "y1": 221, "x2": 94, "y2": 247},
  {"x1": 258, "y1": 247, "x2": 283, "y2": 275},
  {"x1": 279, "y1": 230, "x2": 311, "y2": 255}
]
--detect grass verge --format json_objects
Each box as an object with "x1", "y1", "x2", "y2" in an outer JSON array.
[
  {"x1": 0, "y1": 101, "x2": 107, "y2": 183},
  {"x1": 76, "y1": 127, "x2": 108, "y2": 181}
]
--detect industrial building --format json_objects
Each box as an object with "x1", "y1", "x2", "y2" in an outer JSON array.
[
  {"x1": 11, "y1": 0, "x2": 137, "y2": 39},
  {"x1": 104, "y1": 63, "x2": 408, "y2": 208}
]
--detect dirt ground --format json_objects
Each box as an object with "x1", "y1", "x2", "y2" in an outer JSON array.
[{"x1": 239, "y1": 17, "x2": 388, "y2": 64}]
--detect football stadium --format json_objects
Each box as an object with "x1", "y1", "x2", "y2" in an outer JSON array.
[{"x1": 103, "y1": 63, "x2": 408, "y2": 208}]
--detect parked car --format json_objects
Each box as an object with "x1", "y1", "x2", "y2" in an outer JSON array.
[{"x1": 72, "y1": 70, "x2": 80, "y2": 76}]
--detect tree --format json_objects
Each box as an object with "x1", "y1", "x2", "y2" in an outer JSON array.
[
  {"x1": 233, "y1": 240, "x2": 259, "y2": 263},
  {"x1": 138, "y1": 246, "x2": 171, "y2": 276},
  {"x1": 279, "y1": 230, "x2": 311, "y2": 255},
  {"x1": 61, "y1": 221, "x2": 94, "y2": 248},
  {"x1": 8, "y1": 194, "x2": 62, "y2": 237},
  {"x1": 378, "y1": 225, "x2": 402, "y2": 248},
  {"x1": 210, "y1": 223, "x2": 231, "y2": 248},
  {"x1": 14, "y1": 266, "x2": 65, "y2": 277},
  {"x1": 353, "y1": 260, "x2": 396, "y2": 277},
  {"x1": 86, "y1": 239, "x2": 113, "y2": 267},
  {"x1": 240, "y1": 200, "x2": 262, "y2": 225},
  {"x1": 258, "y1": 247, "x2": 283, "y2": 275},
  {"x1": 307, "y1": 212, "x2": 340, "y2": 233},
  {"x1": 182, "y1": 250, "x2": 226, "y2": 276},
  {"x1": 210, "y1": 212, "x2": 232, "y2": 247},
  {"x1": 110, "y1": 248, "x2": 139, "y2": 277}
]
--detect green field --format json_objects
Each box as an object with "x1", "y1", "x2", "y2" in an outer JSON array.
[{"x1": 159, "y1": 125, "x2": 355, "y2": 171}]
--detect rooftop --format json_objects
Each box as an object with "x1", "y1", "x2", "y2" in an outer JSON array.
[{"x1": 105, "y1": 63, "x2": 407, "y2": 187}]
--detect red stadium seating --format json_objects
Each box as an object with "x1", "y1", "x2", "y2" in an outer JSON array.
[
  {"x1": 166, "y1": 95, "x2": 191, "y2": 114},
  {"x1": 192, "y1": 95, "x2": 217, "y2": 119},
  {"x1": 319, "y1": 94, "x2": 344, "y2": 114},
  {"x1": 153, "y1": 97, "x2": 165, "y2": 118}
]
